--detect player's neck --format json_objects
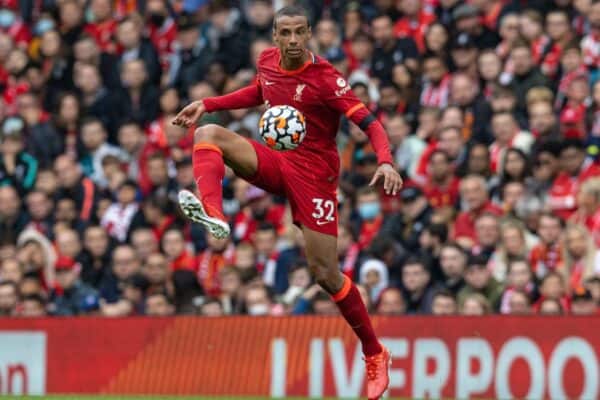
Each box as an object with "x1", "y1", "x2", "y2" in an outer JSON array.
[{"x1": 280, "y1": 51, "x2": 310, "y2": 71}]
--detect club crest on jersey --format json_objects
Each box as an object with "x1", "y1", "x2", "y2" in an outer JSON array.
[
  {"x1": 336, "y1": 77, "x2": 347, "y2": 87},
  {"x1": 294, "y1": 84, "x2": 306, "y2": 102}
]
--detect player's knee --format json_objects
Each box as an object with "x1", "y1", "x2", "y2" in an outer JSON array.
[
  {"x1": 194, "y1": 124, "x2": 222, "y2": 145},
  {"x1": 311, "y1": 265, "x2": 338, "y2": 293}
]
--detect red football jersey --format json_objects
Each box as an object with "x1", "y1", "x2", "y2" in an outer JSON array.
[{"x1": 203, "y1": 47, "x2": 393, "y2": 177}]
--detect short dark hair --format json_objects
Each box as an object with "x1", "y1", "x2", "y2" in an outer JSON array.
[
  {"x1": 433, "y1": 288, "x2": 455, "y2": 301},
  {"x1": 403, "y1": 256, "x2": 428, "y2": 271},
  {"x1": 273, "y1": 5, "x2": 310, "y2": 29}
]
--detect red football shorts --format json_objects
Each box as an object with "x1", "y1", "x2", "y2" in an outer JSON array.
[{"x1": 243, "y1": 139, "x2": 338, "y2": 237}]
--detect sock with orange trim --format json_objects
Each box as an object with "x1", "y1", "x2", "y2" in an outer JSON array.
[
  {"x1": 333, "y1": 275, "x2": 383, "y2": 357},
  {"x1": 192, "y1": 143, "x2": 225, "y2": 219}
]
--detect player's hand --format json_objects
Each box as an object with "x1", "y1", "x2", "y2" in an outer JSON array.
[
  {"x1": 172, "y1": 101, "x2": 205, "y2": 128},
  {"x1": 369, "y1": 163, "x2": 403, "y2": 196}
]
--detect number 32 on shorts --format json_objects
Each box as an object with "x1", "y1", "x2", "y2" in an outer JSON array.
[{"x1": 311, "y1": 198, "x2": 335, "y2": 225}]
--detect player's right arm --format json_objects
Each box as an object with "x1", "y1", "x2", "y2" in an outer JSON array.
[{"x1": 172, "y1": 80, "x2": 263, "y2": 128}]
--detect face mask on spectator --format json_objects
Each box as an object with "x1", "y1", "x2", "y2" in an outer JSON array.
[
  {"x1": 248, "y1": 303, "x2": 270, "y2": 316},
  {"x1": 0, "y1": 10, "x2": 15, "y2": 28},
  {"x1": 35, "y1": 19, "x2": 55, "y2": 36},
  {"x1": 358, "y1": 202, "x2": 380, "y2": 220}
]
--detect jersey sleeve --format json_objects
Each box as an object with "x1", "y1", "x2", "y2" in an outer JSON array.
[
  {"x1": 202, "y1": 77, "x2": 263, "y2": 112},
  {"x1": 322, "y1": 68, "x2": 394, "y2": 166}
]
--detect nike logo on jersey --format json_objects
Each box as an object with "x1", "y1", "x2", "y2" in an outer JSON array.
[
  {"x1": 316, "y1": 220, "x2": 332, "y2": 226},
  {"x1": 265, "y1": 81, "x2": 275, "y2": 85}
]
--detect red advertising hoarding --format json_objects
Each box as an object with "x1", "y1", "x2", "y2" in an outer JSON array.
[{"x1": 0, "y1": 316, "x2": 597, "y2": 398}]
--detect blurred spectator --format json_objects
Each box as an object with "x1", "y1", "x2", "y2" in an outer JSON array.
[
  {"x1": 431, "y1": 289, "x2": 458, "y2": 315},
  {"x1": 49, "y1": 255, "x2": 99, "y2": 316},
  {"x1": 20, "y1": 294, "x2": 47, "y2": 317},
  {"x1": 460, "y1": 293, "x2": 491, "y2": 316},
  {"x1": 0, "y1": 0, "x2": 597, "y2": 319},
  {"x1": 401, "y1": 257, "x2": 437, "y2": 314},
  {"x1": 376, "y1": 287, "x2": 405, "y2": 315},
  {"x1": 145, "y1": 292, "x2": 175, "y2": 316},
  {"x1": 458, "y1": 254, "x2": 502, "y2": 311},
  {"x1": 0, "y1": 280, "x2": 18, "y2": 316}
]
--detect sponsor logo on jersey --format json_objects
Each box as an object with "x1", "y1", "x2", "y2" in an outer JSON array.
[{"x1": 294, "y1": 84, "x2": 306, "y2": 102}]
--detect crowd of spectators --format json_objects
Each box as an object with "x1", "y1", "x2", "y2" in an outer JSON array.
[{"x1": 0, "y1": 0, "x2": 599, "y2": 318}]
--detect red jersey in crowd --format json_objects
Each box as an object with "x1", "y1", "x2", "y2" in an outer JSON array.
[
  {"x1": 529, "y1": 242, "x2": 563, "y2": 280},
  {"x1": 2, "y1": 18, "x2": 30, "y2": 47},
  {"x1": 232, "y1": 205, "x2": 286, "y2": 243},
  {"x1": 549, "y1": 158, "x2": 600, "y2": 220},
  {"x1": 421, "y1": 176, "x2": 460, "y2": 209},
  {"x1": 148, "y1": 19, "x2": 178, "y2": 71},
  {"x1": 358, "y1": 215, "x2": 383, "y2": 250},
  {"x1": 169, "y1": 250, "x2": 196, "y2": 272},
  {"x1": 570, "y1": 209, "x2": 600, "y2": 247},
  {"x1": 84, "y1": 19, "x2": 117, "y2": 53},
  {"x1": 196, "y1": 244, "x2": 235, "y2": 296},
  {"x1": 452, "y1": 202, "x2": 503, "y2": 243},
  {"x1": 581, "y1": 33, "x2": 600, "y2": 69},
  {"x1": 393, "y1": 10, "x2": 436, "y2": 53}
]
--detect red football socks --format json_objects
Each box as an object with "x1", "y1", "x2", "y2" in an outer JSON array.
[
  {"x1": 192, "y1": 143, "x2": 225, "y2": 219},
  {"x1": 333, "y1": 275, "x2": 383, "y2": 357}
]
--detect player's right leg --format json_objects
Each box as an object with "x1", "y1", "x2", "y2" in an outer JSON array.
[{"x1": 179, "y1": 124, "x2": 258, "y2": 238}]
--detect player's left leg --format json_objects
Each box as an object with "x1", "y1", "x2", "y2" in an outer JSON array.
[{"x1": 302, "y1": 226, "x2": 391, "y2": 400}]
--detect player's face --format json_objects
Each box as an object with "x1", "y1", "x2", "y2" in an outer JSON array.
[{"x1": 273, "y1": 15, "x2": 311, "y2": 62}]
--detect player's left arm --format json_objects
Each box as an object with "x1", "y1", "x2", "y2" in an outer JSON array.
[{"x1": 323, "y1": 73, "x2": 403, "y2": 195}]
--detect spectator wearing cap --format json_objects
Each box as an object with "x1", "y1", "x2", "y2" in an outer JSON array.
[
  {"x1": 382, "y1": 186, "x2": 432, "y2": 253},
  {"x1": 448, "y1": 31, "x2": 478, "y2": 76},
  {"x1": 393, "y1": 0, "x2": 436, "y2": 53},
  {"x1": 571, "y1": 287, "x2": 598, "y2": 315},
  {"x1": 453, "y1": 174, "x2": 502, "y2": 248},
  {"x1": 550, "y1": 139, "x2": 600, "y2": 220},
  {"x1": 0, "y1": 116, "x2": 38, "y2": 195},
  {"x1": 324, "y1": 46, "x2": 348, "y2": 76},
  {"x1": 458, "y1": 254, "x2": 503, "y2": 311},
  {"x1": 452, "y1": 3, "x2": 499, "y2": 49},
  {"x1": 370, "y1": 14, "x2": 418, "y2": 84},
  {"x1": 49, "y1": 255, "x2": 99, "y2": 316},
  {"x1": 83, "y1": 0, "x2": 117, "y2": 53},
  {"x1": 167, "y1": 12, "x2": 213, "y2": 95},
  {"x1": 401, "y1": 256, "x2": 438, "y2": 314}
]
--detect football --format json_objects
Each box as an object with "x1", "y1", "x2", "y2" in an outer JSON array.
[{"x1": 258, "y1": 105, "x2": 306, "y2": 151}]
